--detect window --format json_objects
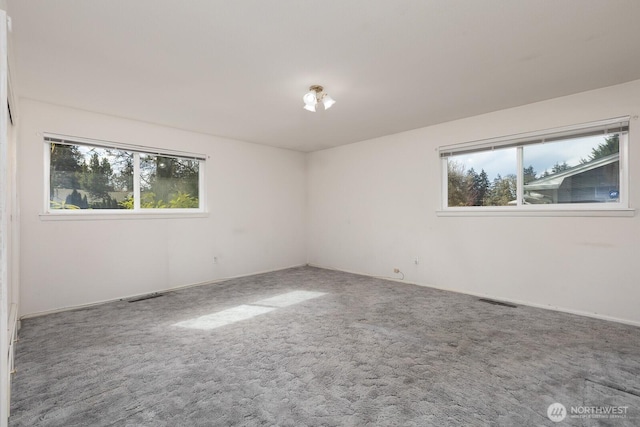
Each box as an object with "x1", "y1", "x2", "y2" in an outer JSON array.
[
  {"x1": 45, "y1": 134, "x2": 205, "y2": 213},
  {"x1": 439, "y1": 117, "x2": 630, "y2": 214}
]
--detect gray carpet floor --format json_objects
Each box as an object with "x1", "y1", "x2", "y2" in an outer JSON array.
[{"x1": 9, "y1": 266, "x2": 640, "y2": 426}]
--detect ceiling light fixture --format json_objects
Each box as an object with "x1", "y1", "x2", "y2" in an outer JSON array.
[{"x1": 303, "y1": 85, "x2": 335, "y2": 112}]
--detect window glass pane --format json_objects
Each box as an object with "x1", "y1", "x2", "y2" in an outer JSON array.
[
  {"x1": 140, "y1": 154, "x2": 200, "y2": 209},
  {"x1": 522, "y1": 133, "x2": 620, "y2": 204},
  {"x1": 49, "y1": 143, "x2": 133, "y2": 210},
  {"x1": 447, "y1": 147, "x2": 517, "y2": 207}
]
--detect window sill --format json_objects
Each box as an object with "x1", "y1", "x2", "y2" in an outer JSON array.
[
  {"x1": 40, "y1": 211, "x2": 209, "y2": 221},
  {"x1": 436, "y1": 207, "x2": 635, "y2": 217}
]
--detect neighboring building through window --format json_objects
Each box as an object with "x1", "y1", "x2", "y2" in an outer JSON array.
[
  {"x1": 46, "y1": 135, "x2": 205, "y2": 213},
  {"x1": 440, "y1": 117, "x2": 629, "y2": 212}
]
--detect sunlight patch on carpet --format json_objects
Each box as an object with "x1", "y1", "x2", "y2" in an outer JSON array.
[
  {"x1": 173, "y1": 305, "x2": 275, "y2": 330},
  {"x1": 173, "y1": 290, "x2": 327, "y2": 330},
  {"x1": 253, "y1": 290, "x2": 326, "y2": 307}
]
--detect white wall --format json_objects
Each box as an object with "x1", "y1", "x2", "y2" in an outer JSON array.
[
  {"x1": 17, "y1": 81, "x2": 640, "y2": 324},
  {"x1": 307, "y1": 80, "x2": 640, "y2": 325},
  {"x1": 0, "y1": 7, "x2": 10, "y2": 425},
  {"x1": 18, "y1": 99, "x2": 307, "y2": 316}
]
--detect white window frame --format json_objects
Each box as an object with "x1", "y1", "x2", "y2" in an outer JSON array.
[
  {"x1": 437, "y1": 117, "x2": 634, "y2": 217},
  {"x1": 42, "y1": 133, "x2": 207, "y2": 220}
]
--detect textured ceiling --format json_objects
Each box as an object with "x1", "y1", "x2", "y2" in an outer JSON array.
[{"x1": 7, "y1": 0, "x2": 640, "y2": 152}]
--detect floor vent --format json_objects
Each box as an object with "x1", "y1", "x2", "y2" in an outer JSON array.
[
  {"x1": 478, "y1": 298, "x2": 517, "y2": 308},
  {"x1": 128, "y1": 293, "x2": 163, "y2": 303}
]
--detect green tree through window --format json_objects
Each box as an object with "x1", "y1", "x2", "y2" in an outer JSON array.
[
  {"x1": 441, "y1": 118, "x2": 627, "y2": 209},
  {"x1": 48, "y1": 138, "x2": 203, "y2": 211}
]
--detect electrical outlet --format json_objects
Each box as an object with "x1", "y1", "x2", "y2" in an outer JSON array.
[
  {"x1": 393, "y1": 268, "x2": 400, "y2": 273},
  {"x1": 213, "y1": 256, "x2": 218, "y2": 264},
  {"x1": 414, "y1": 257, "x2": 419, "y2": 265}
]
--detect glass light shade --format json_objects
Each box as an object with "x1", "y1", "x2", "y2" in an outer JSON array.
[
  {"x1": 303, "y1": 103, "x2": 316, "y2": 112},
  {"x1": 322, "y1": 95, "x2": 336, "y2": 110},
  {"x1": 303, "y1": 91, "x2": 317, "y2": 106}
]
